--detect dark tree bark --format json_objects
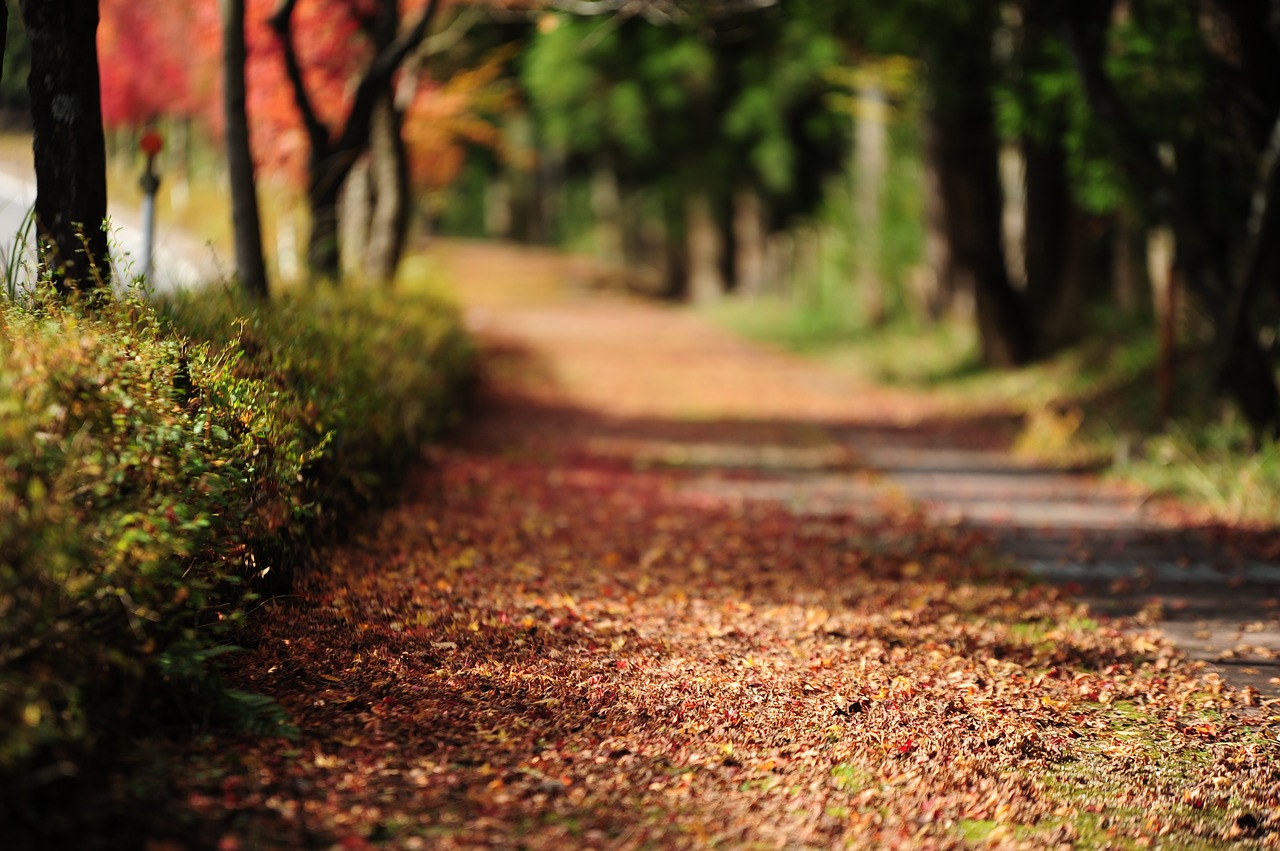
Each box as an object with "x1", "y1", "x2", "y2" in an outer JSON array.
[
  {"x1": 1019, "y1": 1, "x2": 1083, "y2": 354},
  {"x1": 223, "y1": 0, "x2": 269, "y2": 301},
  {"x1": 270, "y1": 0, "x2": 439, "y2": 282},
  {"x1": 919, "y1": 112, "x2": 956, "y2": 319},
  {"x1": 0, "y1": 6, "x2": 7, "y2": 93},
  {"x1": 926, "y1": 14, "x2": 1033, "y2": 367},
  {"x1": 20, "y1": 0, "x2": 110, "y2": 294},
  {"x1": 1022, "y1": 133, "x2": 1067, "y2": 323}
]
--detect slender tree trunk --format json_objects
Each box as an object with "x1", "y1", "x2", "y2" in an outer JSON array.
[
  {"x1": 591, "y1": 158, "x2": 623, "y2": 263},
  {"x1": 223, "y1": 0, "x2": 269, "y2": 300},
  {"x1": 341, "y1": 155, "x2": 373, "y2": 280},
  {"x1": 484, "y1": 174, "x2": 512, "y2": 238},
  {"x1": 0, "y1": 5, "x2": 6, "y2": 92},
  {"x1": 920, "y1": 112, "x2": 955, "y2": 319},
  {"x1": 662, "y1": 191, "x2": 687, "y2": 300},
  {"x1": 366, "y1": 95, "x2": 409, "y2": 284},
  {"x1": 855, "y1": 81, "x2": 889, "y2": 326},
  {"x1": 732, "y1": 187, "x2": 766, "y2": 298},
  {"x1": 926, "y1": 102, "x2": 1031, "y2": 366},
  {"x1": 765, "y1": 231, "x2": 795, "y2": 298},
  {"x1": 1022, "y1": 128, "x2": 1097, "y2": 353},
  {"x1": 536, "y1": 143, "x2": 565, "y2": 245},
  {"x1": 1022, "y1": 135, "x2": 1066, "y2": 319},
  {"x1": 307, "y1": 171, "x2": 344, "y2": 282},
  {"x1": 504, "y1": 113, "x2": 537, "y2": 242},
  {"x1": 686, "y1": 191, "x2": 725, "y2": 305},
  {"x1": 620, "y1": 190, "x2": 668, "y2": 295},
  {"x1": 1148, "y1": 226, "x2": 1177, "y2": 421},
  {"x1": 21, "y1": 0, "x2": 109, "y2": 294},
  {"x1": 1021, "y1": 0, "x2": 1096, "y2": 354},
  {"x1": 1110, "y1": 208, "x2": 1146, "y2": 315}
]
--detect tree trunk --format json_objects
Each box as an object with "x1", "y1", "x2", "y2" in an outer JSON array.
[
  {"x1": 366, "y1": 93, "x2": 409, "y2": 285},
  {"x1": 1060, "y1": 0, "x2": 1280, "y2": 436},
  {"x1": 920, "y1": 111, "x2": 955, "y2": 320},
  {"x1": 662, "y1": 191, "x2": 687, "y2": 300},
  {"x1": 222, "y1": 0, "x2": 269, "y2": 301},
  {"x1": 0, "y1": 5, "x2": 6, "y2": 93},
  {"x1": 307, "y1": 172, "x2": 344, "y2": 282},
  {"x1": 732, "y1": 187, "x2": 766, "y2": 298},
  {"x1": 21, "y1": 0, "x2": 109, "y2": 294},
  {"x1": 1023, "y1": 129, "x2": 1098, "y2": 353},
  {"x1": 926, "y1": 7, "x2": 1034, "y2": 366},
  {"x1": 1110, "y1": 208, "x2": 1146, "y2": 315},
  {"x1": 340, "y1": 155, "x2": 372, "y2": 280},
  {"x1": 484, "y1": 174, "x2": 512, "y2": 238},
  {"x1": 270, "y1": 0, "x2": 439, "y2": 283},
  {"x1": 765, "y1": 231, "x2": 795, "y2": 298},
  {"x1": 1022, "y1": 134, "x2": 1066, "y2": 323},
  {"x1": 685, "y1": 192, "x2": 725, "y2": 305},
  {"x1": 926, "y1": 101, "x2": 1031, "y2": 366},
  {"x1": 536, "y1": 142, "x2": 565, "y2": 245},
  {"x1": 855, "y1": 81, "x2": 889, "y2": 326},
  {"x1": 1222, "y1": 322, "x2": 1280, "y2": 438},
  {"x1": 591, "y1": 158, "x2": 623, "y2": 263}
]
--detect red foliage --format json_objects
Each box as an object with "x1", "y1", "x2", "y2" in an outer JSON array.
[
  {"x1": 98, "y1": 0, "x2": 501, "y2": 192},
  {"x1": 241, "y1": 0, "x2": 374, "y2": 185},
  {"x1": 99, "y1": 0, "x2": 213, "y2": 126}
]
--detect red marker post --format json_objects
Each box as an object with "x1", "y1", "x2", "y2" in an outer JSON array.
[{"x1": 139, "y1": 129, "x2": 164, "y2": 283}]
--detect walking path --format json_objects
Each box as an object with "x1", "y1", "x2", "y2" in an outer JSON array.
[
  {"x1": 146, "y1": 241, "x2": 1280, "y2": 849},
  {"x1": 444, "y1": 241, "x2": 1280, "y2": 697}
]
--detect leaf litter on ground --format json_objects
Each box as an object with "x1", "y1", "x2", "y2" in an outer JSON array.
[{"x1": 110, "y1": 244, "x2": 1280, "y2": 849}]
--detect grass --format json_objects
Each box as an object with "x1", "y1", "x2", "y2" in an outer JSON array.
[
  {"x1": 830, "y1": 761, "x2": 875, "y2": 793},
  {"x1": 941, "y1": 698, "x2": 1249, "y2": 848}
]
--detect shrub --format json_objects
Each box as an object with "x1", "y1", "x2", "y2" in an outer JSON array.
[{"x1": 0, "y1": 278, "x2": 473, "y2": 791}]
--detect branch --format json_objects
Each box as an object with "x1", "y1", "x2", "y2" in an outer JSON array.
[
  {"x1": 423, "y1": 5, "x2": 486, "y2": 57},
  {"x1": 547, "y1": 0, "x2": 776, "y2": 23},
  {"x1": 550, "y1": 0, "x2": 670, "y2": 20},
  {"x1": 268, "y1": 0, "x2": 331, "y2": 153},
  {"x1": 337, "y1": 0, "x2": 441, "y2": 153},
  {"x1": 393, "y1": 5, "x2": 487, "y2": 108}
]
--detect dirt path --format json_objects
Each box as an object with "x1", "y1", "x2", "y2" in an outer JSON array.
[
  {"x1": 130, "y1": 242, "x2": 1280, "y2": 849},
  {"x1": 445, "y1": 240, "x2": 1280, "y2": 695}
]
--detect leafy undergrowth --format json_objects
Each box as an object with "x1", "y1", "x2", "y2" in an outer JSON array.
[
  {"x1": 0, "y1": 278, "x2": 473, "y2": 828},
  {"x1": 68, "y1": 399, "x2": 1277, "y2": 850}
]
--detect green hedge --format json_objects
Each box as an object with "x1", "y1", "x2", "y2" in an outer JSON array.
[{"x1": 0, "y1": 278, "x2": 473, "y2": 787}]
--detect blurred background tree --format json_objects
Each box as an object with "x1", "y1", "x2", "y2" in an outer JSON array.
[{"x1": 1, "y1": 0, "x2": 1278, "y2": 438}]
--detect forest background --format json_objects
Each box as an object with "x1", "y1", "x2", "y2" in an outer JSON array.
[{"x1": 2, "y1": 0, "x2": 1276, "y2": 489}]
